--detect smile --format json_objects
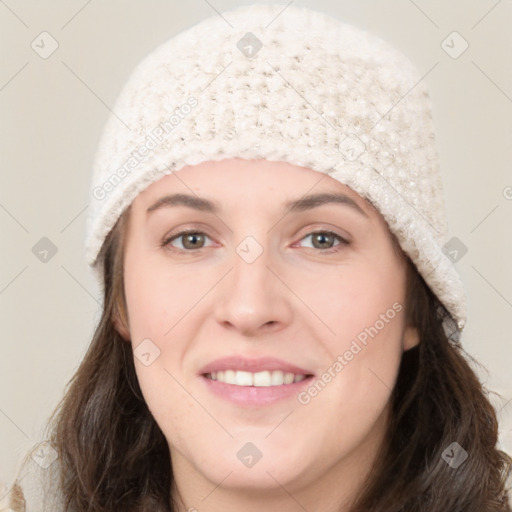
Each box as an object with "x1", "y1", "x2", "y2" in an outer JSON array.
[
  {"x1": 205, "y1": 370, "x2": 307, "y2": 387},
  {"x1": 199, "y1": 356, "x2": 315, "y2": 406}
]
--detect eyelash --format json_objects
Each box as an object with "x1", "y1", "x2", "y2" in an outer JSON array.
[{"x1": 161, "y1": 229, "x2": 350, "y2": 254}]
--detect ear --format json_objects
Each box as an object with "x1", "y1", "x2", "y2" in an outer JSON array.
[
  {"x1": 403, "y1": 325, "x2": 420, "y2": 351},
  {"x1": 112, "y1": 306, "x2": 130, "y2": 341}
]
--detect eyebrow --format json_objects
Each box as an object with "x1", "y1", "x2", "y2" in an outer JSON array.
[
  {"x1": 284, "y1": 192, "x2": 367, "y2": 217},
  {"x1": 146, "y1": 192, "x2": 368, "y2": 217}
]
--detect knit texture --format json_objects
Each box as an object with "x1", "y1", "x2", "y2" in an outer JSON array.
[{"x1": 85, "y1": 3, "x2": 466, "y2": 333}]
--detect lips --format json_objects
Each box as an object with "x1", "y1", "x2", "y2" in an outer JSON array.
[
  {"x1": 198, "y1": 356, "x2": 314, "y2": 377},
  {"x1": 198, "y1": 356, "x2": 315, "y2": 406}
]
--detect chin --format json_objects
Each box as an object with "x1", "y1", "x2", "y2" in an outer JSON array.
[
  {"x1": 180, "y1": 433, "x2": 324, "y2": 494},
  {"x1": 203, "y1": 458, "x2": 309, "y2": 493}
]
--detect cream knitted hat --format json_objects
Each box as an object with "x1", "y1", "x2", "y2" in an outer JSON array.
[{"x1": 85, "y1": 3, "x2": 466, "y2": 334}]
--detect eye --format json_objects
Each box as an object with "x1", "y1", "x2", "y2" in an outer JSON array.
[
  {"x1": 162, "y1": 230, "x2": 214, "y2": 251},
  {"x1": 297, "y1": 230, "x2": 349, "y2": 252},
  {"x1": 161, "y1": 229, "x2": 349, "y2": 253}
]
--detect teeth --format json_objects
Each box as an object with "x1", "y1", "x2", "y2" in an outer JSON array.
[
  {"x1": 207, "y1": 370, "x2": 308, "y2": 386},
  {"x1": 253, "y1": 370, "x2": 271, "y2": 386},
  {"x1": 224, "y1": 369, "x2": 236, "y2": 384},
  {"x1": 283, "y1": 372, "x2": 294, "y2": 384},
  {"x1": 236, "y1": 371, "x2": 253, "y2": 386}
]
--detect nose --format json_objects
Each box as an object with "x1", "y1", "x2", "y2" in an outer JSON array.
[{"x1": 213, "y1": 241, "x2": 293, "y2": 337}]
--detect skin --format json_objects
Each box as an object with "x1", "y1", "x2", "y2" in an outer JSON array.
[{"x1": 114, "y1": 158, "x2": 419, "y2": 512}]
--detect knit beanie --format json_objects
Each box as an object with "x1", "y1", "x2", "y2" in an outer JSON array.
[{"x1": 84, "y1": 3, "x2": 467, "y2": 336}]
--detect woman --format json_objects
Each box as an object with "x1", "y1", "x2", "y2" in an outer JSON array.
[{"x1": 7, "y1": 3, "x2": 511, "y2": 511}]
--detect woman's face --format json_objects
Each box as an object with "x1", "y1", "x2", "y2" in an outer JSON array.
[{"x1": 118, "y1": 158, "x2": 419, "y2": 506}]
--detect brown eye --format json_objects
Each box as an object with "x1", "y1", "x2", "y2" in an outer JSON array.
[
  {"x1": 181, "y1": 233, "x2": 206, "y2": 249},
  {"x1": 311, "y1": 232, "x2": 337, "y2": 249},
  {"x1": 163, "y1": 231, "x2": 212, "y2": 251},
  {"x1": 298, "y1": 231, "x2": 349, "y2": 251}
]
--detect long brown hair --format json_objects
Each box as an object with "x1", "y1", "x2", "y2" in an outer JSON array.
[{"x1": 18, "y1": 209, "x2": 512, "y2": 511}]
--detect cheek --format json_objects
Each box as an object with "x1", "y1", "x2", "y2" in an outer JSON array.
[
  {"x1": 133, "y1": 357, "x2": 207, "y2": 459},
  {"x1": 122, "y1": 249, "x2": 212, "y2": 451},
  {"x1": 295, "y1": 257, "x2": 406, "y2": 426},
  {"x1": 295, "y1": 256, "x2": 407, "y2": 348},
  {"x1": 123, "y1": 245, "x2": 204, "y2": 342}
]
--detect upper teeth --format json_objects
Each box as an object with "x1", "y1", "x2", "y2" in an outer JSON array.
[{"x1": 207, "y1": 370, "x2": 307, "y2": 387}]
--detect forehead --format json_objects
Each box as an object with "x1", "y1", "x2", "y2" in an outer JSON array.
[
  {"x1": 133, "y1": 158, "x2": 376, "y2": 216},
  {"x1": 119, "y1": 158, "x2": 403, "y2": 259}
]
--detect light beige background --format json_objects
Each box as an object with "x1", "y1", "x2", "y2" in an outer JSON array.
[{"x1": 1, "y1": 0, "x2": 511, "y2": 484}]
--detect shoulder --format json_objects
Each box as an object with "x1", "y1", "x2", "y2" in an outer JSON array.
[
  {"x1": 0, "y1": 480, "x2": 25, "y2": 511},
  {"x1": 6, "y1": 447, "x2": 66, "y2": 512}
]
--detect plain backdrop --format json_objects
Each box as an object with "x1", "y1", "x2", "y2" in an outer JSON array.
[{"x1": 1, "y1": 0, "x2": 511, "y2": 484}]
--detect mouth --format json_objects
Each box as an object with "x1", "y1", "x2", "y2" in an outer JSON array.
[
  {"x1": 198, "y1": 356, "x2": 315, "y2": 406},
  {"x1": 204, "y1": 370, "x2": 310, "y2": 386}
]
